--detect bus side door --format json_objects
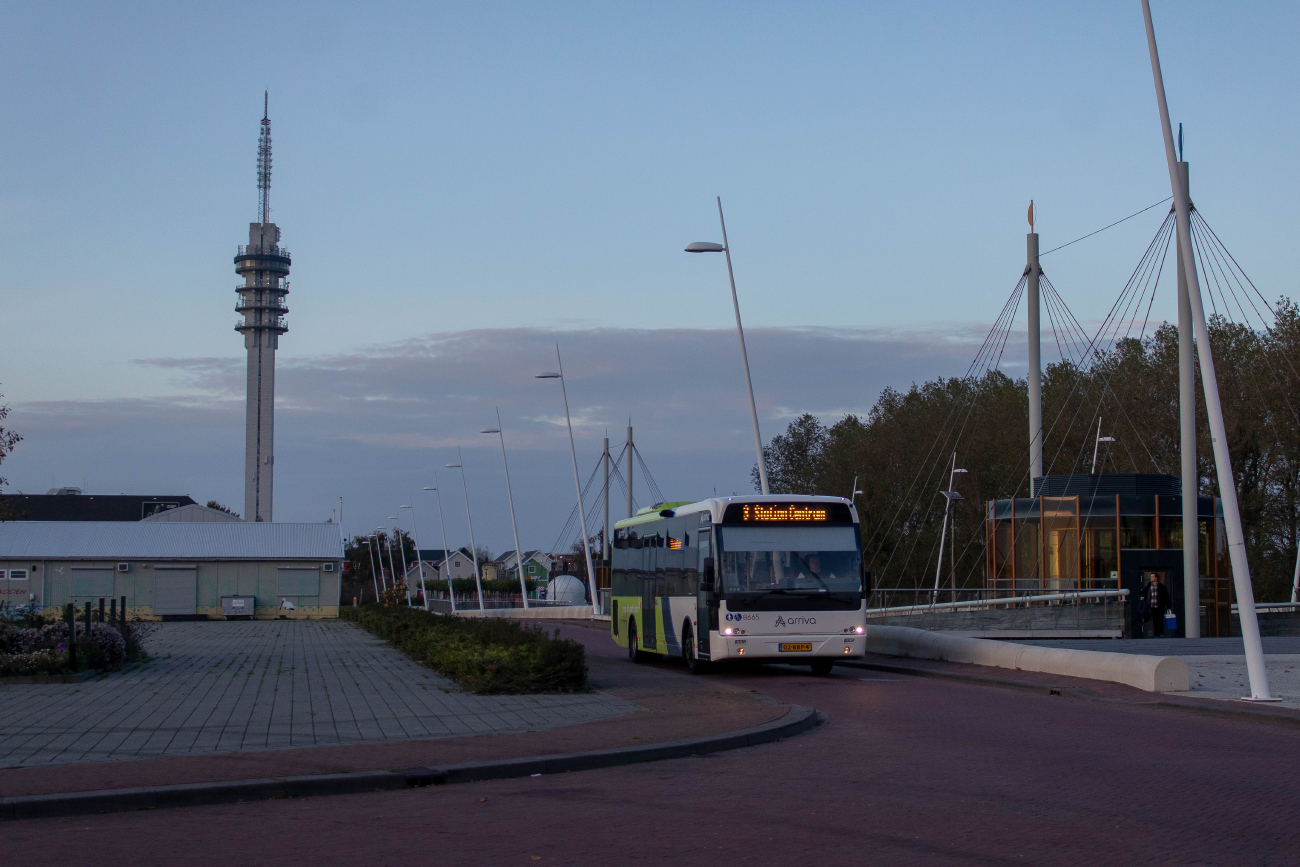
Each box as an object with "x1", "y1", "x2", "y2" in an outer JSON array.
[{"x1": 697, "y1": 524, "x2": 714, "y2": 659}]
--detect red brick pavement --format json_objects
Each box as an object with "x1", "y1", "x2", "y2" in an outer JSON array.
[{"x1": 5, "y1": 621, "x2": 1300, "y2": 866}]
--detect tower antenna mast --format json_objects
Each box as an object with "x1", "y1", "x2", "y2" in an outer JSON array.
[
  {"x1": 235, "y1": 92, "x2": 290, "y2": 522},
  {"x1": 257, "y1": 91, "x2": 272, "y2": 224}
]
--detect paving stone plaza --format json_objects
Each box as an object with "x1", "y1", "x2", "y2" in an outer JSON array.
[
  {"x1": 1024, "y1": 637, "x2": 1300, "y2": 707},
  {"x1": 0, "y1": 621, "x2": 635, "y2": 768}
]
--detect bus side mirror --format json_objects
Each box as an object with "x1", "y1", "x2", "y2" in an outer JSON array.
[
  {"x1": 861, "y1": 566, "x2": 872, "y2": 599},
  {"x1": 701, "y1": 557, "x2": 715, "y2": 591}
]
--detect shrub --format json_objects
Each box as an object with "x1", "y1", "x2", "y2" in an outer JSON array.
[
  {"x1": 38, "y1": 621, "x2": 128, "y2": 671},
  {"x1": 0, "y1": 650, "x2": 66, "y2": 676},
  {"x1": 0, "y1": 623, "x2": 42, "y2": 654},
  {"x1": 341, "y1": 605, "x2": 587, "y2": 694},
  {"x1": 120, "y1": 617, "x2": 156, "y2": 663},
  {"x1": 380, "y1": 580, "x2": 410, "y2": 610}
]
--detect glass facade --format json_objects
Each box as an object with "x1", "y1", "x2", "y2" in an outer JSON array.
[{"x1": 985, "y1": 493, "x2": 1225, "y2": 592}]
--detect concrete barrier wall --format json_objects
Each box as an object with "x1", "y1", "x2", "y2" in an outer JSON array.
[{"x1": 865, "y1": 624, "x2": 1189, "y2": 693}]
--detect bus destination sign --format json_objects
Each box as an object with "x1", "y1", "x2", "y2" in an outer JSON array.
[
  {"x1": 742, "y1": 503, "x2": 827, "y2": 522},
  {"x1": 739, "y1": 502, "x2": 832, "y2": 523},
  {"x1": 722, "y1": 501, "x2": 853, "y2": 524}
]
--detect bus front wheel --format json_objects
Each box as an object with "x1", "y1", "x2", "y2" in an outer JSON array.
[
  {"x1": 810, "y1": 659, "x2": 833, "y2": 676},
  {"x1": 682, "y1": 623, "x2": 709, "y2": 674}
]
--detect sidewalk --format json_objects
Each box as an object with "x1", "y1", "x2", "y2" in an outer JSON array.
[
  {"x1": 1018, "y1": 636, "x2": 1300, "y2": 708},
  {"x1": 0, "y1": 621, "x2": 786, "y2": 800}
]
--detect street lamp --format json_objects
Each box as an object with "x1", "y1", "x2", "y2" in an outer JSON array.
[
  {"x1": 686, "y1": 197, "x2": 769, "y2": 495},
  {"x1": 932, "y1": 454, "x2": 968, "y2": 601},
  {"x1": 399, "y1": 504, "x2": 429, "y2": 612},
  {"x1": 445, "y1": 449, "x2": 486, "y2": 610},
  {"x1": 537, "y1": 345, "x2": 600, "y2": 614},
  {"x1": 377, "y1": 527, "x2": 395, "y2": 595},
  {"x1": 369, "y1": 533, "x2": 388, "y2": 592},
  {"x1": 387, "y1": 516, "x2": 413, "y2": 605},
  {"x1": 422, "y1": 478, "x2": 456, "y2": 613},
  {"x1": 363, "y1": 535, "x2": 380, "y2": 601},
  {"x1": 1092, "y1": 418, "x2": 1117, "y2": 473},
  {"x1": 482, "y1": 407, "x2": 528, "y2": 609}
]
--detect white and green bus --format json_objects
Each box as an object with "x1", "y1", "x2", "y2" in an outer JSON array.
[{"x1": 611, "y1": 495, "x2": 868, "y2": 674}]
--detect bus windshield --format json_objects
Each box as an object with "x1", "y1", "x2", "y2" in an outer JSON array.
[{"x1": 717, "y1": 525, "x2": 861, "y2": 596}]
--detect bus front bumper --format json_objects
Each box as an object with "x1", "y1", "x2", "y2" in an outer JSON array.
[{"x1": 714, "y1": 633, "x2": 865, "y2": 660}]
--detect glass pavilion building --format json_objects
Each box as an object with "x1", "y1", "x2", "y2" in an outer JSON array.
[{"x1": 985, "y1": 473, "x2": 1233, "y2": 637}]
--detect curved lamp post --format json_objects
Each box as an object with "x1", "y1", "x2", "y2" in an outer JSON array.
[
  {"x1": 363, "y1": 535, "x2": 380, "y2": 601},
  {"x1": 537, "y1": 346, "x2": 599, "y2": 614},
  {"x1": 398, "y1": 504, "x2": 428, "y2": 611},
  {"x1": 445, "y1": 450, "x2": 486, "y2": 610},
  {"x1": 369, "y1": 533, "x2": 388, "y2": 592},
  {"x1": 686, "y1": 197, "x2": 769, "y2": 495},
  {"x1": 482, "y1": 407, "x2": 528, "y2": 609},
  {"x1": 932, "y1": 455, "x2": 968, "y2": 601},
  {"x1": 421, "y1": 479, "x2": 456, "y2": 612},
  {"x1": 377, "y1": 527, "x2": 395, "y2": 596},
  {"x1": 1091, "y1": 418, "x2": 1117, "y2": 474},
  {"x1": 387, "y1": 516, "x2": 412, "y2": 605}
]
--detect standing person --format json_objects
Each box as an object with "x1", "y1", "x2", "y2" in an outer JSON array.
[{"x1": 1141, "y1": 572, "x2": 1171, "y2": 637}]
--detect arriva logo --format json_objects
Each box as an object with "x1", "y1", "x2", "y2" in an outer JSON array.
[{"x1": 774, "y1": 615, "x2": 816, "y2": 628}]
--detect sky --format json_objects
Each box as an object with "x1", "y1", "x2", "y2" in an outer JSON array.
[{"x1": 1, "y1": 2, "x2": 1297, "y2": 553}]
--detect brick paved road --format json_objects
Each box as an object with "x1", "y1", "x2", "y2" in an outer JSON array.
[
  {"x1": 0, "y1": 621, "x2": 632, "y2": 767},
  {"x1": 8, "y1": 621, "x2": 1300, "y2": 865}
]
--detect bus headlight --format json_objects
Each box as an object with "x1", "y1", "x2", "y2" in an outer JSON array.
[
  {"x1": 854, "y1": 626, "x2": 865, "y2": 634},
  {"x1": 724, "y1": 627, "x2": 734, "y2": 636}
]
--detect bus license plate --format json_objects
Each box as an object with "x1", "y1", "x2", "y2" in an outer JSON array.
[{"x1": 779, "y1": 643, "x2": 812, "y2": 652}]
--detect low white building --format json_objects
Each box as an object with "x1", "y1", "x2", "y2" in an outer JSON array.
[{"x1": 0, "y1": 521, "x2": 343, "y2": 619}]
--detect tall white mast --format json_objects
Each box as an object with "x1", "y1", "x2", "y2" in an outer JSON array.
[
  {"x1": 1027, "y1": 203, "x2": 1044, "y2": 491},
  {"x1": 1142, "y1": 0, "x2": 1271, "y2": 699},
  {"x1": 1175, "y1": 158, "x2": 1200, "y2": 637}
]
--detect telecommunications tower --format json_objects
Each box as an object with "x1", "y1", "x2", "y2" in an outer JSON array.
[{"x1": 234, "y1": 92, "x2": 290, "y2": 522}]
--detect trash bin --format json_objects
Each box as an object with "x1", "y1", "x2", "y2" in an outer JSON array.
[{"x1": 221, "y1": 595, "x2": 256, "y2": 620}]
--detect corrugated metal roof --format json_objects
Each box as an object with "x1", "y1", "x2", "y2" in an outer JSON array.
[{"x1": 0, "y1": 522, "x2": 344, "y2": 560}]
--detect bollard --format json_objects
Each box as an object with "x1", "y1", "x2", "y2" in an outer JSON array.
[
  {"x1": 65, "y1": 603, "x2": 77, "y2": 670},
  {"x1": 110, "y1": 598, "x2": 117, "y2": 626},
  {"x1": 85, "y1": 600, "x2": 92, "y2": 633},
  {"x1": 99, "y1": 597, "x2": 106, "y2": 624},
  {"x1": 120, "y1": 595, "x2": 127, "y2": 628}
]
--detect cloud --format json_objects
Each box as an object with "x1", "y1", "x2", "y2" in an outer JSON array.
[{"x1": 5, "y1": 324, "x2": 1004, "y2": 552}]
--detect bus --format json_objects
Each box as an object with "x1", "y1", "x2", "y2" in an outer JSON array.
[{"x1": 610, "y1": 495, "x2": 867, "y2": 674}]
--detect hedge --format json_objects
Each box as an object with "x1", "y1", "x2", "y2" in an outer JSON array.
[{"x1": 341, "y1": 604, "x2": 587, "y2": 694}]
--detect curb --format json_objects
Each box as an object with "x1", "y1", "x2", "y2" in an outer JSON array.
[{"x1": 0, "y1": 704, "x2": 821, "y2": 821}]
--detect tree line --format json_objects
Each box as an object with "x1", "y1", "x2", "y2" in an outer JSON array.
[{"x1": 758, "y1": 302, "x2": 1300, "y2": 601}]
